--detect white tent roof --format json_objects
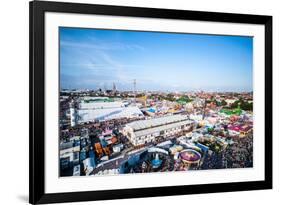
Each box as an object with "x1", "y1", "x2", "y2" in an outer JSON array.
[{"x1": 126, "y1": 115, "x2": 189, "y2": 131}]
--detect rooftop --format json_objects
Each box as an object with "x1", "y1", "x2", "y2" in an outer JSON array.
[
  {"x1": 180, "y1": 149, "x2": 201, "y2": 162},
  {"x1": 126, "y1": 114, "x2": 190, "y2": 131},
  {"x1": 77, "y1": 106, "x2": 143, "y2": 122},
  {"x1": 134, "y1": 119, "x2": 193, "y2": 138}
]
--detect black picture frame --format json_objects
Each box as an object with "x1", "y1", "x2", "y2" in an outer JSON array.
[{"x1": 29, "y1": 0, "x2": 272, "y2": 204}]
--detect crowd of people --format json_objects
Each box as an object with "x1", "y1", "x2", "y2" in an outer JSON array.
[
  {"x1": 224, "y1": 135, "x2": 253, "y2": 168},
  {"x1": 200, "y1": 134, "x2": 253, "y2": 170}
]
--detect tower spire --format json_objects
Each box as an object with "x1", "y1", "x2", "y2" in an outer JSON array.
[{"x1": 133, "y1": 79, "x2": 136, "y2": 105}]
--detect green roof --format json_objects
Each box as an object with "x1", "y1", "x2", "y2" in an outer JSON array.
[
  {"x1": 176, "y1": 97, "x2": 192, "y2": 104},
  {"x1": 220, "y1": 107, "x2": 242, "y2": 115},
  {"x1": 84, "y1": 98, "x2": 114, "y2": 103}
]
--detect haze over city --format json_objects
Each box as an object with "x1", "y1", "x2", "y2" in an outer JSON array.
[{"x1": 60, "y1": 27, "x2": 253, "y2": 92}]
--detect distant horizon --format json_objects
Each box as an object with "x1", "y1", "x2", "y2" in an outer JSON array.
[
  {"x1": 60, "y1": 27, "x2": 253, "y2": 92},
  {"x1": 60, "y1": 87, "x2": 253, "y2": 93}
]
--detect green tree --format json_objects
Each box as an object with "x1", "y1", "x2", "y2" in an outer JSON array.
[{"x1": 221, "y1": 100, "x2": 227, "y2": 106}]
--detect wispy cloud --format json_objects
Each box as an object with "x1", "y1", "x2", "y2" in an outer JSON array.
[
  {"x1": 60, "y1": 35, "x2": 147, "y2": 84},
  {"x1": 60, "y1": 40, "x2": 145, "y2": 51}
]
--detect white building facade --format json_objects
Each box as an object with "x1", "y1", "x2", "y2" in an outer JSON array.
[
  {"x1": 123, "y1": 115, "x2": 194, "y2": 146},
  {"x1": 70, "y1": 97, "x2": 144, "y2": 125}
]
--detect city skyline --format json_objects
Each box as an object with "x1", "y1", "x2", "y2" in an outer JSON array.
[{"x1": 60, "y1": 27, "x2": 253, "y2": 92}]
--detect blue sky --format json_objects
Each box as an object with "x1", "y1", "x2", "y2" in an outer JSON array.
[{"x1": 60, "y1": 27, "x2": 253, "y2": 92}]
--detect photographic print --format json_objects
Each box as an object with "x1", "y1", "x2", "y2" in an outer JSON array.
[
  {"x1": 59, "y1": 27, "x2": 254, "y2": 177},
  {"x1": 30, "y1": 1, "x2": 272, "y2": 203}
]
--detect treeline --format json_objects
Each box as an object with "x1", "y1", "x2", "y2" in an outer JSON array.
[
  {"x1": 212, "y1": 99, "x2": 253, "y2": 111},
  {"x1": 230, "y1": 99, "x2": 253, "y2": 111}
]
